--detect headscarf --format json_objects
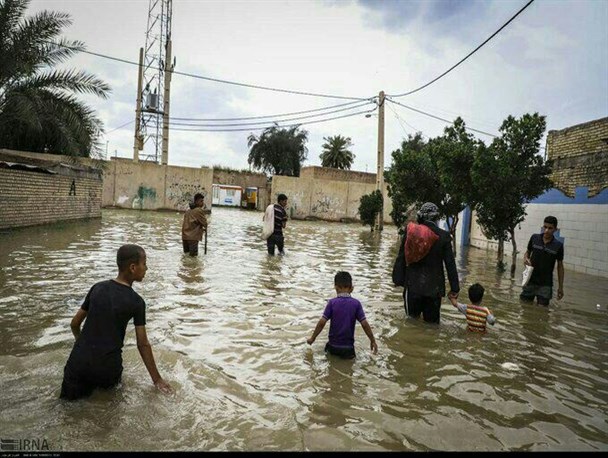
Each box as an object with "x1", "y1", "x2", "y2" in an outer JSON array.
[{"x1": 416, "y1": 202, "x2": 440, "y2": 223}]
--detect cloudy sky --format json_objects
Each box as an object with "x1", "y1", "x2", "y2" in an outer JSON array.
[{"x1": 28, "y1": 0, "x2": 608, "y2": 172}]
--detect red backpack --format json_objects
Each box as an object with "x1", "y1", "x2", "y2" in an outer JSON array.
[{"x1": 404, "y1": 222, "x2": 439, "y2": 265}]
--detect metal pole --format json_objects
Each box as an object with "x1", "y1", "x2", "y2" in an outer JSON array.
[
  {"x1": 204, "y1": 229, "x2": 208, "y2": 255},
  {"x1": 133, "y1": 47, "x2": 144, "y2": 162},
  {"x1": 375, "y1": 90, "x2": 385, "y2": 231}
]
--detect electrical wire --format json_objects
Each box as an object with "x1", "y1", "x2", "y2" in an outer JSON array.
[
  {"x1": 387, "y1": 98, "x2": 547, "y2": 151},
  {"x1": 105, "y1": 119, "x2": 134, "y2": 134},
  {"x1": 168, "y1": 100, "x2": 375, "y2": 127},
  {"x1": 171, "y1": 98, "x2": 371, "y2": 121},
  {"x1": 387, "y1": 98, "x2": 499, "y2": 138},
  {"x1": 43, "y1": 40, "x2": 371, "y2": 101},
  {"x1": 388, "y1": 0, "x2": 535, "y2": 98},
  {"x1": 386, "y1": 102, "x2": 428, "y2": 139},
  {"x1": 169, "y1": 107, "x2": 376, "y2": 132}
]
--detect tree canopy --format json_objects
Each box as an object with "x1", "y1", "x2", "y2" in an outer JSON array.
[
  {"x1": 472, "y1": 113, "x2": 552, "y2": 269},
  {"x1": 319, "y1": 135, "x2": 355, "y2": 170},
  {"x1": 247, "y1": 125, "x2": 308, "y2": 176},
  {"x1": 0, "y1": 0, "x2": 110, "y2": 157},
  {"x1": 386, "y1": 118, "x2": 478, "y2": 252}
]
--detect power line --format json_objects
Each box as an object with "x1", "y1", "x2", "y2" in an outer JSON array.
[
  {"x1": 169, "y1": 100, "x2": 374, "y2": 127},
  {"x1": 44, "y1": 40, "x2": 371, "y2": 101},
  {"x1": 387, "y1": 98, "x2": 546, "y2": 151},
  {"x1": 105, "y1": 119, "x2": 134, "y2": 134},
  {"x1": 386, "y1": 102, "x2": 428, "y2": 139},
  {"x1": 171, "y1": 98, "x2": 371, "y2": 121},
  {"x1": 387, "y1": 98, "x2": 498, "y2": 137},
  {"x1": 389, "y1": 0, "x2": 535, "y2": 98},
  {"x1": 169, "y1": 107, "x2": 375, "y2": 132}
]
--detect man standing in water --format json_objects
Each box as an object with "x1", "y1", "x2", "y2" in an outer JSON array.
[
  {"x1": 394, "y1": 202, "x2": 460, "y2": 323},
  {"x1": 182, "y1": 193, "x2": 208, "y2": 257},
  {"x1": 520, "y1": 216, "x2": 565, "y2": 306},
  {"x1": 266, "y1": 194, "x2": 288, "y2": 256}
]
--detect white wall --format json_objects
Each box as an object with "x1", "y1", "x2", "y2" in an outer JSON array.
[{"x1": 470, "y1": 202, "x2": 608, "y2": 278}]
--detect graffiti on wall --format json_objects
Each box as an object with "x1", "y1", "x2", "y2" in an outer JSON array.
[
  {"x1": 311, "y1": 195, "x2": 342, "y2": 217},
  {"x1": 132, "y1": 186, "x2": 157, "y2": 210},
  {"x1": 166, "y1": 182, "x2": 208, "y2": 211}
]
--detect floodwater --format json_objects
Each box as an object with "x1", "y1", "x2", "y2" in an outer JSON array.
[{"x1": 0, "y1": 207, "x2": 606, "y2": 451}]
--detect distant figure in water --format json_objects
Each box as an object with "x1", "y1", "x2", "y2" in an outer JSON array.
[
  {"x1": 449, "y1": 283, "x2": 496, "y2": 333},
  {"x1": 263, "y1": 194, "x2": 288, "y2": 256},
  {"x1": 60, "y1": 244, "x2": 172, "y2": 400},
  {"x1": 182, "y1": 193, "x2": 208, "y2": 257},
  {"x1": 393, "y1": 202, "x2": 460, "y2": 324},
  {"x1": 306, "y1": 271, "x2": 378, "y2": 359}
]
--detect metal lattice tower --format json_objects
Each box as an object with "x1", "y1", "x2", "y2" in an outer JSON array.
[{"x1": 134, "y1": 0, "x2": 174, "y2": 163}]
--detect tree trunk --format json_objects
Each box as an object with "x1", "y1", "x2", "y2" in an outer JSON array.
[
  {"x1": 448, "y1": 214, "x2": 459, "y2": 256},
  {"x1": 497, "y1": 238, "x2": 505, "y2": 271},
  {"x1": 509, "y1": 228, "x2": 517, "y2": 276}
]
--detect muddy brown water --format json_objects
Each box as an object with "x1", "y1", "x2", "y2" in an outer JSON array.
[{"x1": 0, "y1": 207, "x2": 606, "y2": 451}]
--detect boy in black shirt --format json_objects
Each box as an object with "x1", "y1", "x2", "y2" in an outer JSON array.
[{"x1": 60, "y1": 244, "x2": 172, "y2": 400}]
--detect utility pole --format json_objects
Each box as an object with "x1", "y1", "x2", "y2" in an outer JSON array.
[
  {"x1": 161, "y1": 39, "x2": 174, "y2": 165},
  {"x1": 133, "y1": 47, "x2": 144, "y2": 162},
  {"x1": 375, "y1": 90, "x2": 385, "y2": 232}
]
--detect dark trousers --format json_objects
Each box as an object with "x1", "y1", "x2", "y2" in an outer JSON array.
[
  {"x1": 325, "y1": 342, "x2": 356, "y2": 359},
  {"x1": 405, "y1": 290, "x2": 442, "y2": 324},
  {"x1": 60, "y1": 347, "x2": 122, "y2": 401},
  {"x1": 267, "y1": 233, "x2": 284, "y2": 255},
  {"x1": 182, "y1": 239, "x2": 199, "y2": 257}
]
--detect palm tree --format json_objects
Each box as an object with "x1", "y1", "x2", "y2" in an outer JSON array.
[
  {"x1": 0, "y1": 0, "x2": 110, "y2": 157},
  {"x1": 319, "y1": 135, "x2": 355, "y2": 170}
]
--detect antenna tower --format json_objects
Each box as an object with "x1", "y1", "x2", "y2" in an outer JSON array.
[{"x1": 133, "y1": 0, "x2": 174, "y2": 164}]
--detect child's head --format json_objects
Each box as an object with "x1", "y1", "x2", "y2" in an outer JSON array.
[
  {"x1": 116, "y1": 244, "x2": 147, "y2": 281},
  {"x1": 468, "y1": 283, "x2": 485, "y2": 304},
  {"x1": 334, "y1": 271, "x2": 353, "y2": 293}
]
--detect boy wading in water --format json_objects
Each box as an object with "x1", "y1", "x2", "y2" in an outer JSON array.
[
  {"x1": 60, "y1": 245, "x2": 172, "y2": 400},
  {"x1": 307, "y1": 271, "x2": 378, "y2": 359},
  {"x1": 449, "y1": 283, "x2": 496, "y2": 333}
]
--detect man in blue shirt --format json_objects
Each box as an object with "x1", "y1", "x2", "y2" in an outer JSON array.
[{"x1": 520, "y1": 216, "x2": 565, "y2": 306}]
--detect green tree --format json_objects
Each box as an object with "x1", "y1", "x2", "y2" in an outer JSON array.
[
  {"x1": 247, "y1": 124, "x2": 308, "y2": 176},
  {"x1": 386, "y1": 118, "x2": 478, "y2": 253},
  {"x1": 358, "y1": 189, "x2": 383, "y2": 231},
  {"x1": 472, "y1": 113, "x2": 552, "y2": 270},
  {"x1": 0, "y1": 0, "x2": 110, "y2": 157},
  {"x1": 319, "y1": 134, "x2": 355, "y2": 169}
]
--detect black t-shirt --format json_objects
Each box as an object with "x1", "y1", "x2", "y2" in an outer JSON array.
[
  {"x1": 77, "y1": 280, "x2": 146, "y2": 355},
  {"x1": 527, "y1": 233, "x2": 564, "y2": 287},
  {"x1": 273, "y1": 204, "x2": 287, "y2": 234}
]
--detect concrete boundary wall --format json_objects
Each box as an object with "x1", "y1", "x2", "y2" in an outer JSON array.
[
  {"x1": 104, "y1": 158, "x2": 213, "y2": 211},
  {"x1": 271, "y1": 167, "x2": 393, "y2": 223},
  {"x1": 0, "y1": 150, "x2": 214, "y2": 213}
]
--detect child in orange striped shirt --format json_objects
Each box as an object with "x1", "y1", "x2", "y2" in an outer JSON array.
[{"x1": 449, "y1": 283, "x2": 496, "y2": 333}]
